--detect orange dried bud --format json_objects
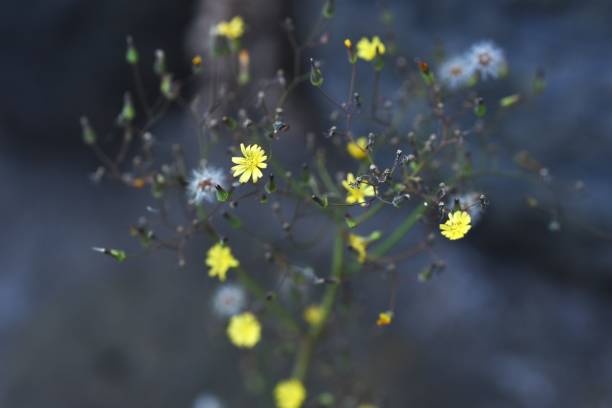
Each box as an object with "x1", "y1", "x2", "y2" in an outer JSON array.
[
  {"x1": 239, "y1": 49, "x2": 250, "y2": 66},
  {"x1": 418, "y1": 60, "x2": 430, "y2": 74},
  {"x1": 132, "y1": 178, "x2": 146, "y2": 189}
]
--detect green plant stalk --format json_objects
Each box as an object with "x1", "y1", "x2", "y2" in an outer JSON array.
[
  {"x1": 236, "y1": 267, "x2": 300, "y2": 334},
  {"x1": 292, "y1": 230, "x2": 343, "y2": 380},
  {"x1": 371, "y1": 203, "x2": 427, "y2": 258}
]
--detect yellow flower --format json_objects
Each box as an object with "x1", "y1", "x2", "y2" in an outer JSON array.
[
  {"x1": 356, "y1": 36, "x2": 386, "y2": 61},
  {"x1": 376, "y1": 311, "x2": 393, "y2": 327},
  {"x1": 227, "y1": 312, "x2": 261, "y2": 348},
  {"x1": 216, "y1": 16, "x2": 245, "y2": 40},
  {"x1": 231, "y1": 143, "x2": 268, "y2": 184},
  {"x1": 346, "y1": 137, "x2": 369, "y2": 160},
  {"x1": 440, "y1": 210, "x2": 472, "y2": 240},
  {"x1": 348, "y1": 234, "x2": 368, "y2": 263},
  {"x1": 192, "y1": 55, "x2": 202, "y2": 67},
  {"x1": 303, "y1": 305, "x2": 324, "y2": 327},
  {"x1": 342, "y1": 173, "x2": 375, "y2": 206},
  {"x1": 344, "y1": 38, "x2": 352, "y2": 50},
  {"x1": 206, "y1": 243, "x2": 239, "y2": 281},
  {"x1": 274, "y1": 379, "x2": 306, "y2": 408}
]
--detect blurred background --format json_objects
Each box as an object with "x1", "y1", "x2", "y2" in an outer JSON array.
[{"x1": 1, "y1": 0, "x2": 612, "y2": 407}]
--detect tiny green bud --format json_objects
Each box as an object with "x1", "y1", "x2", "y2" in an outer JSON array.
[
  {"x1": 344, "y1": 213, "x2": 357, "y2": 228},
  {"x1": 322, "y1": 0, "x2": 335, "y2": 19},
  {"x1": 500, "y1": 94, "x2": 521, "y2": 108},
  {"x1": 474, "y1": 97, "x2": 486, "y2": 117},
  {"x1": 533, "y1": 68, "x2": 546, "y2": 95},
  {"x1": 215, "y1": 185, "x2": 232, "y2": 202},
  {"x1": 368, "y1": 230, "x2": 382, "y2": 241},
  {"x1": 125, "y1": 36, "x2": 139, "y2": 65},
  {"x1": 160, "y1": 74, "x2": 177, "y2": 100},
  {"x1": 309, "y1": 58, "x2": 324, "y2": 87},
  {"x1": 120, "y1": 92, "x2": 135, "y2": 122},
  {"x1": 222, "y1": 116, "x2": 238, "y2": 130},
  {"x1": 93, "y1": 247, "x2": 127, "y2": 262},
  {"x1": 311, "y1": 194, "x2": 328, "y2": 208},
  {"x1": 153, "y1": 49, "x2": 166, "y2": 76},
  {"x1": 223, "y1": 211, "x2": 242, "y2": 229},
  {"x1": 80, "y1": 116, "x2": 96, "y2": 145},
  {"x1": 265, "y1": 174, "x2": 277, "y2": 194}
]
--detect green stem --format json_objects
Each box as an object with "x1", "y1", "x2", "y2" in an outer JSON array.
[
  {"x1": 292, "y1": 230, "x2": 343, "y2": 380},
  {"x1": 371, "y1": 203, "x2": 427, "y2": 258},
  {"x1": 236, "y1": 267, "x2": 300, "y2": 334}
]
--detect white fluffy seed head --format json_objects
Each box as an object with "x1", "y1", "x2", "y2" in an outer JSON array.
[
  {"x1": 187, "y1": 164, "x2": 227, "y2": 205},
  {"x1": 211, "y1": 284, "x2": 246, "y2": 318}
]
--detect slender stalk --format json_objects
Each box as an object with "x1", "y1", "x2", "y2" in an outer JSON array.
[
  {"x1": 236, "y1": 267, "x2": 300, "y2": 334},
  {"x1": 292, "y1": 231, "x2": 343, "y2": 380},
  {"x1": 371, "y1": 203, "x2": 427, "y2": 258}
]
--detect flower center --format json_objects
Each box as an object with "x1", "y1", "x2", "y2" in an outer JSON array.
[
  {"x1": 450, "y1": 66, "x2": 463, "y2": 77},
  {"x1": 478, "y1": 52, "x2": 492, "y2": 66},
  {"x1": 198, "y1": 178, "x2": 214, "y2": 190}
]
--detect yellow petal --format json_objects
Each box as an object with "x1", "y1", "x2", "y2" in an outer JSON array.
[{"x1": 239, "y1": 170, "x2": 251, "y2": 183}]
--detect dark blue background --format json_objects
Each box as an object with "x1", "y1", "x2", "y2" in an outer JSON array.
[{"x1": 1, "y1": 1, "x2": 611, "y2": 407}]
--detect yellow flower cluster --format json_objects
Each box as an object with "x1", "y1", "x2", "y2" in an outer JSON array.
[
  {"x1": 303, "y1": 305, "x2": 324, "y2": 327},
  {"x1": 216, "y1": 16, "x2": 245, "y2": 40},
  {"x1": 439, "y1": 210, "x2": 472, "y2": 240},
  {"x1": 231, "y1": 143, "x2": 268, "y2": 184},
  {"x1": 227, "y1": 312, "x2": 261, "y2": 348},
  {"x1": 348, "y1": 234, "x2": 368, "y2": 263},
  {"x1": 356, "y1": 36, "x2": 385, "y2": 61},
  {"x1": 346, "y1": 137, "x2": 368, "y2": 160},
  {"x1": 376, "y1": 311, "x2": 393, "y2": 327},
  {"x1": 342, "y1": 173, "x2": 375, "y2": 206},
  {"x1": 206, "y1": 243, "x2": 239, "y2": 281},
  {"x1": 274, "y1": 379, "x2": 306, "y2": 408}
]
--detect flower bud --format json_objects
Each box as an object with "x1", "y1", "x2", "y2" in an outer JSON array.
[
  {"x1": 322, "y1": 0, "x2": 335, "y2": 19},
  {"x1": 153, "y1": 49, "x2": 166, "y2": 76},
  {"x1": 120, "y1": 92, "x2": 135, "y2": 123},
  {"x1": 192, "y1": 54, "x2": 203, "y2": 74},
  {"x1": 125, "y1": 36, "x2": 138, "y2": 65},
  {"x1": 309, "y1": 58, "x2": 324, "y2": 87},
  {"x1": 474, "y1": 97, "x2": 486, "y2": 118},
  {"x1": 80, "y1": 116, "x2": 96, "y2": 145}
]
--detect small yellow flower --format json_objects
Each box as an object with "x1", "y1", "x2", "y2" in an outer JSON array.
[
  {"x1": 231, "y1": 143, "x2": 268, "y2": 184},
  {"x1": 348, "y1": 234, "x2": 368, "y2": 263},
  {"x1": 303, "y1": 305, "x2": 324, "y2": 327},
  {"x1": 439, "y1": 210, "x2": 472, "y2": 240},
  {"x1": 274, "y1": 379, "x2": 306, "y2": 408},
  {"x1": 227, "y1": 312, "x2": 261, "y2": 348},
  {"x1": 346, "y1": 137, "x2": 368, "y2": 160},
  {"x1": 206, "y1": 243, "x2": 239, "y2": 281},
  {"x1": 376, "y1": 311, "x2": 393, "y2": 327},
  {"x1": 342, "y1": 173, "x2": 375, "y2": 206},
  {"x1": 344, "y1": 38, "x2": 352, "y2": 50},
  {"x1": 356, "y1": 36, "x2": 386, "y2": 61},
  {"x1": 192, "y1": 54, "x2": 202, "y2": 66},
  {"x1": 216, "y1": 16, "x2": 245, "y2": 40}
]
